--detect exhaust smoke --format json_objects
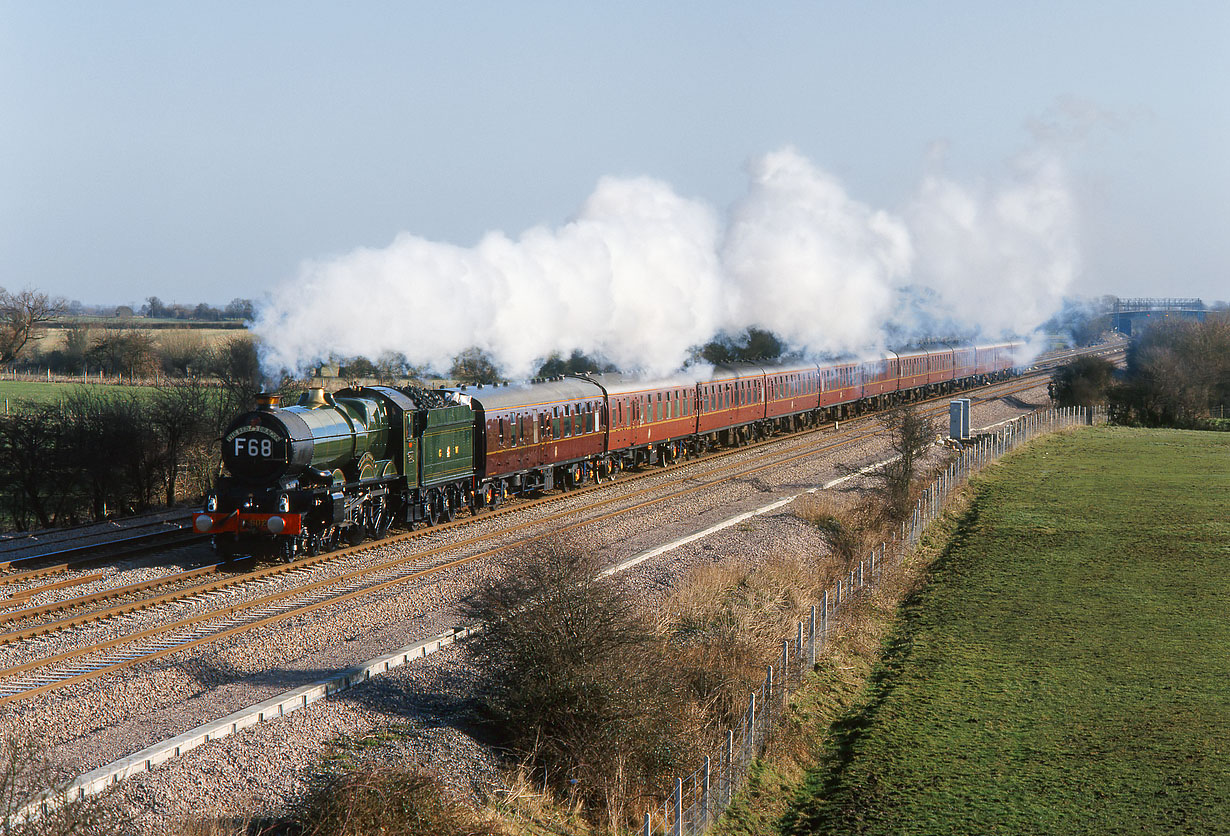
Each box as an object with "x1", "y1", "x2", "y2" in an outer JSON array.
[{"x1": 254, "y1": 145, "x2": 1078, "y2": 378}]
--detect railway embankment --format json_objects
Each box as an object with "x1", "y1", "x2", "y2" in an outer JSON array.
[{"x1": 719, "y1": 427, "x2": 1230, "y2": 836}]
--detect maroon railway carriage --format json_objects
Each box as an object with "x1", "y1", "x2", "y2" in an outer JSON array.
[
  {"x1": 819, "y1": 360, "x2": 863, "y2": 417},
  {"x1": 893, "y1": 349, "x2": 933, "y2": 395},
  {"x1": 586, "y1": 373, "x2": 698, "y2": 468},
  {"x1": 975, "y1": 342, "x2": 1021, "y2": 381},
  {"x1": 952, "y1": 345, "x2": 977, "y2": 383},
  {"x1": 449, "y1": 377, "x2": 607, "y2": 499},
  {"x1": 924, "y1": 347, "x2": 954, "y2": 389},
  {"x1": 859, "y1": 353, "x2": 898, "y2": 410},
  {"x1": 763, "y1": 362, "x2": 820, "y2": 432},
  {"x1": 697, "y1": 363, "x2": 767, "y2": 446}
]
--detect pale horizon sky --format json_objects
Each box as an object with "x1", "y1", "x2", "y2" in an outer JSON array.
[{"x1": 2, "y1": 1, "x2": 1228, "y2": 311}]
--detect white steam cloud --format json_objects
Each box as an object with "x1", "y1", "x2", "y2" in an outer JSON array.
[{"x1": 254, "y1": 145, "x2": 1079, "y2": 378}]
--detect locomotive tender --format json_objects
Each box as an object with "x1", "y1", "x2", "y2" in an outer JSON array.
[{"x1": 195, "y1": 342, "x2": 1021, "y2": 558}]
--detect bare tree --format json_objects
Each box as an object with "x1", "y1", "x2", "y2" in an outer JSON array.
[
  {"x1": 150, "y1": 379, "x2": 215, "y2": 506},
  {"x1": 86, "y1": 329, "x2": 158, "y2": 379},
  {"x1": 155, "y1": 330, "x2": 208, "y2": 377},
  {"x1": 205, "y1": 334, "x2": 262, "y2": 429},
  {"x1": 450, "y1": 347, "x2": 503, "y2": 385},
  {"x1": 871, "y1": 404, "x2": 936, "y2": 523},
  {"x1": 0, "y1": 287, "x2": 67, "y2": 365},
  {"x1": 1050, "y1": 355, "x2": 1116, "y2": 408},
  {"x1": 1110, "y1": 316, "x2": 1230, "y2": 426},
  {"x1": 461, "y1": 542, "x2": 693, "y2": 827},
  {"x1": 0, "y1": 405, "x2": 76, "y2": 529}
]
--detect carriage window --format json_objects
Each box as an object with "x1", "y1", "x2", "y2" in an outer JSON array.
[
  {"x1": 586, "y1": 406, "x2": 594, "y2": 433},
  {"x1": 498, "y1": 417, "x2": 506, "y2": 448},
  {"x1": 552, "y1": 408, "x2": 561, "y2": 438},
  {"x1": 563, "y1": 406, "x2": 573, "y2": 437}
]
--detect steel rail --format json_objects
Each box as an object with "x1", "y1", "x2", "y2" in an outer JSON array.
[{"x1": 0, "y1": 522, "x2": 196, "y2": 569}]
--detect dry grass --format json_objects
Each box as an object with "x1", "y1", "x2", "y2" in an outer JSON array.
[
  {"x1": 296, "y1": 767, "x2": 502, "y2": 836},
  {"x1": 34, "y1": 326, "x2": 248, "y2": 354},
  {"x1": 168, "y1": 817, "x2": 256, "y2": 836},
  {"x1": 662, "y1": 493, "x2": 886, "y2": 743},
  {"x1": 791, "y1": 493, "x2": 878, "y2": 563}
]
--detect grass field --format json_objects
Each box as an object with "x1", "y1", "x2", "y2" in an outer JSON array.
[
  {"x1": 0, "y1": 380, "x2": 160, "y2": 407},
  {"x1": 778, "y1": 427, "x2": 1230, "y2": 835}
]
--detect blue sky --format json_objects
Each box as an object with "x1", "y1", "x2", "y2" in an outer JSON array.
[{"x1": 1, "y1": 1, "x2": 1227, "y2": 310}]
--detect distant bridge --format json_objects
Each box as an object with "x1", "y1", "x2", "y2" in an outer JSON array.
[{"x1": 1111, "y1": 298, "x2": 1206, "y2": 335}]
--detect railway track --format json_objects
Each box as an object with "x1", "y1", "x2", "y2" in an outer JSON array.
[
  {"x1": 0, "y1": 342, "x2": 1122, "y2": 706},
  {"x1": 0, "y1": 519, "x2": 206, "y2": 579}
]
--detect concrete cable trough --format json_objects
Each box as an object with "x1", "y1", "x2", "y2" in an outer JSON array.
[{"x1": 14, "y1": 626, "x2": 474, "y2": 823}]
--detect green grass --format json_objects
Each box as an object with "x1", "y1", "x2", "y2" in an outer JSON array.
[
  {"x1": 778, "y1": 427, "x2": 1230, "y2": 836},
  {"x1": 0, "y1": 380, "x2": 158, "y2": 407}
]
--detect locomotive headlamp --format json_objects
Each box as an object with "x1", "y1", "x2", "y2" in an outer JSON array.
[
  {"x1": 278, "y1": 493, "x2": 290, "y2": 512},
  {"x1": 205, "y1": 493, "x2": 218, "y2": 511}
]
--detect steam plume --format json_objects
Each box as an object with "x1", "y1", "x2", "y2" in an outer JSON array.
[{"x1": 254, "y1": 145, "x2": 1078, "y2": 378}]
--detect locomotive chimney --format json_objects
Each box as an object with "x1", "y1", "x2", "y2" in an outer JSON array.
[
  {"x1": 256, "y1": 392, "x2": 281, "y2": 410},
  {"x1": 303, "y1": 386, "x2": 328, "y2": 408}
]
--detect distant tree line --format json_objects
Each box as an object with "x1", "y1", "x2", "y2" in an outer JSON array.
[
  {"x1": 141, "y1": 296, "x2": 255, "y2": 322},
  {"x1": 444, "y1": 329, "x2": 787, "y2": 388},
  {"x1": 1051, "y1": 314, "x2": 1230, "y2": 428}
]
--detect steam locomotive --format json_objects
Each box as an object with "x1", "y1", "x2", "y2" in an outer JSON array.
[{"x1": 194, "y1": 343, "x2": 1021, "y2": 558}]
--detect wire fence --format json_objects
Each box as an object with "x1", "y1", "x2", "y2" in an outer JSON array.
[{"x1": 643, "y1": 405, "x2": 1102, "y2": 836}]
